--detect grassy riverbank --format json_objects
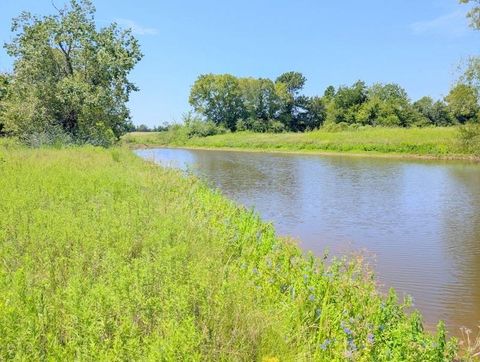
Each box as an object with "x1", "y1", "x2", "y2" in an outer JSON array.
[
  {"x1": 0, "y1": 141, "x2": 462, "y2": 360},
  {"x1": 123, "y1": 127, "x2": 479, "y2": 160}
]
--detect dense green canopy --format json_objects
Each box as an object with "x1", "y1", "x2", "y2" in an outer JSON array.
[
  {"x1": 0, "y1": 0, "x2": 142, "y2": 146},
  {"x1": 189, "y1": 73, "x2": 478, "y2": 133}
]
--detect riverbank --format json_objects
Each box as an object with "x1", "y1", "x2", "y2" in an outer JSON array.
[
  {"x1": 123, "y1": 127, "x2": 480, "y2": 162},
  {"x1": 0, "y1": 141, "x2": 462, "y2": 360}
]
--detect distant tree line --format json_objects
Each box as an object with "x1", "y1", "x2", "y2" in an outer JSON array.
[
  {"x1": 127, "y1": 123, "x2": 170, "y2": 132},
  {"x1": 188, "y1": 72, "x2": 480, "y2": 133}
]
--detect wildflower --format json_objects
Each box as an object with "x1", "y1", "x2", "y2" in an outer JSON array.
[
  {"x1": 342, "y1": 324, "x2": 353, "y2": 336},
  {"x1": 320, "y1": 339, "x2": 331, "y2": 351},
  {"x1": 308, "y1": 294, "x2": 315, "y2": 302},
  {"x1": 344, "y1": 350, "x2": 353, "y2": 359},
  {"x1": 367, "y1": 333, "x2": 375, "y2": 344},
  {"x1": 252, "y1": 267, "x2": 259, "y2": 275},
  {"x1": 315, "y1": 308, "x2": 322, "y2": 318}
]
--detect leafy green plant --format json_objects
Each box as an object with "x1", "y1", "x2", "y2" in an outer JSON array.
[{"x1": 458, "y1": 123, "x2": 480, "y2": 154}]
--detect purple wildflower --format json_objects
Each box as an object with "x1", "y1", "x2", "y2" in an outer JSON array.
[
  {"x1": 320, "y1": 339, "x2": 331, "y2": 351},
  {"x1": 367, "y1": 333, "x2": 375, "y2": 344}
]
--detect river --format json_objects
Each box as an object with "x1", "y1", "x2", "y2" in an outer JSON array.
[{"x1": 136, "y1": 147, "x2": 480, "y2": 336}]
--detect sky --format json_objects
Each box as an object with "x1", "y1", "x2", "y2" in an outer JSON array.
[{"x1": 0, "y1": 0, "x2": 478, "y2": 127}]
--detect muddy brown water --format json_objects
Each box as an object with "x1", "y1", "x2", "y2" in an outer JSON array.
[{"x1": 137, "y1": 148, "x2": 480, "y2": 337}]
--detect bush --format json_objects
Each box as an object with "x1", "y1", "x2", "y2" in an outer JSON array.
[
  {"x1": 19, "y1": 127, "x2": 74, "y2": 148},
  {"x1": 267, "y1": 120, "x2": 286, "y2": 133},
  {"x1": 322, "y1": 121, "x2": 349, "y2": 132},
  {"x1": 235, "y1": 118, "x2": 285, "y2": 133},
  {"x1": 458, "y1": 122, "x2": 480, "y2": 154},
  {"x1": 186, "y1": 120, "x2": 227, "y2": 138},
  {"x1": 182, "y1": 112, "x2": 228, "y2": 138}
]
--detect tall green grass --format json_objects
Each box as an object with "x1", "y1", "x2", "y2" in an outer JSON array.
[
  {"x1": 0, "y1": 142, "x2": 462, "y2": 360},
  {"x1": 123, "y1": 127, "x2": 476, "y2": 159}
]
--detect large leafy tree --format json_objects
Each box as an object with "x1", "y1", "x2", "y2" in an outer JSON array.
[
  {"x1": 445, "y1": 84, "x2": 479, "y2": 124},
  {"x1": 275, "y1": 71, "x2": 308, "y2": 130},
  {"x1": 459, "y1": 1, "x2": 480, "y2": 111},
  {"x1": 298, "y1": 96, "x2": 326, "y2": 131},
  {"x1": 413, "y1": 97, "x2": 454, "y2": 126},
  {"x1": 0, "y1": 73, "x2": 10, "y2": 134},
  {"x1": 1, "y1": 0, "x2": 142, "y2": 145},
  {"x1": 189, "y1": 74, "x2": 245, "y2": 131},
  {"x1": 358, "y1": 83, "x2": 421, "y2": 127},
  {"x1": 327, "y1": 80, "x2": 368, "y2": 124},
  {"x1": 238, "y1": 77, "x2": 281, "y2": 121}
]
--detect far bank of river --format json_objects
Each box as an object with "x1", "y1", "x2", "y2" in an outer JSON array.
[{"x1": 124, "y1": 127, "x2": 480, "y2": 162}]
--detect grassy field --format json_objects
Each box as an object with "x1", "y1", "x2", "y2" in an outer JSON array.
[
  {"x1": 0, "y1": 140, "x2": 467, "y2": 360},
  {"x1": 123, "y1": 127, "x2": 479, "y2": 160}
]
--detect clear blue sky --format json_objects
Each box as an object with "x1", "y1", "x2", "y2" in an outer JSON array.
[{"x1": 0, "y1": 0, "x2": 478, "y2": 126}]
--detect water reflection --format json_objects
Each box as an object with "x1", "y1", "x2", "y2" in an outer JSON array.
[{"x1": 137, "y1": 148, "x2": 480, "y2": 335}]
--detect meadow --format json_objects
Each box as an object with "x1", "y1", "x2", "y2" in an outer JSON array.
[
  {"x1": 0, "y1": 140, "x2": 468, "y2": 360},
  {"x1": 122, "y1": 126, "x2": 479, "y2": 160}
]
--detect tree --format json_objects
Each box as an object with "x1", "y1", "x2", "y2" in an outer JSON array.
[
  {"x1": 275, "y1": 71, "x2": 308, "y2": 130},
  {"x1": 460, "y1": 0, "x2": 480, "y2": 29},
  {"x1": 459, "y1": 1, "x2": 480, "y2": 101},
  {"x1": 445, "y1": 84, "x2": 479, "y2": 124},
  {"x1": 0, "y1": 73, "x2": 10, "y2": 135},
  {"x1": 1, "y1": 0, "x2": 142, "y2": 145},
  {"x1": 360, "y1": 83, "x2": 421, "y2": 127},
  {"x1": 299, "y1": 96, "x2": 326, "y2": 130},
  {"x1": 413, "y1": 97, "x2": 453, "y2": 126},
  {"x1": 189, "y1": 74, "x2": 245, "y2": 131},
  {"x1": 275, "y1": 71, "x2": 306, "y2": 96},
  {"x1": 323, "y1": 85, "x2": 336, "y2": 99},
  {"x1": 238, "y1": 77, "x2": 280, "y2": 121},
  {"x1": 328, "y1": 80, "x2": 368, "y2": 124}
]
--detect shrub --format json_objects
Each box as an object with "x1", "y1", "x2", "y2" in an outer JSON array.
[
  {"x1": 458, "y1": 122, "x2": 480, "y2": 154},
  {"x1": 267, "y1": 120, "x2": 286, "y2": 133},
  {"x1": 186, "y1": 119, "x2": 227, "y2": 138},
  {"x1": 322, "y1": 121, "x2": 349, "y2": 132}
]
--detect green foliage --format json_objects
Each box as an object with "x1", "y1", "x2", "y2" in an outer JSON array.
[
  {"x1": 460, "y1": 0, "x2": 480, "y2": 29},
  {"x1": 445, "y1": 84, "x2": 480, "y2": 124},
  {"x1": 0, "y1": 0, "x2": 142, "y2": 146},
  {"x1": 0, "y1": 73, "x2": 10, "y2": 135},
  {"x1": 238, "y1": 77, "x2": 282, "y2": 121},
  {"x1": 183, "y1": 112, "x2": 228, "y2": 137},
  {"x1": 458, "y1": 122, "x2": 480, "y2": 154},
  {"x1": 414, "y1": 97, "x2": 455, "y2": 126},
  {"x1": 188, "y1": 71, "x2": 480, "y2": 134},
  {"x1": 274, "y1": 71, "x2": 310, "y2": 131},
  {"x1": 189, "y1": 74, "x2": 245, "y2": 131},
  {"x1": 189, "y1": 72, "x2": 327, "y2": 133},
  {"x1": 0, "y1": 145, "x2": 461, "y2": 359}
]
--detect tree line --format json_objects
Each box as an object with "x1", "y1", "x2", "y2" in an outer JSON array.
[{"x1": 188, "y1": 72, "x2": 480, "y2": 133}]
